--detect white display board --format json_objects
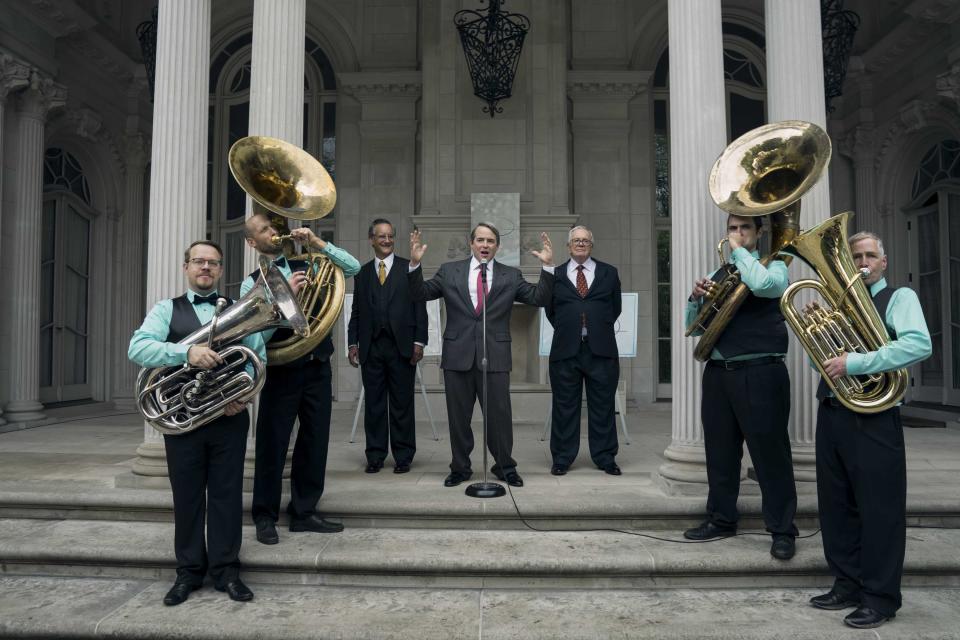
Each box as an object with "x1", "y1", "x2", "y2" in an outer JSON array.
[
  {"x1": 538, "y1": 292, "x2": 639, "y2": 358},
  {"x1": 343, "y1": 294, "x2": 443, "y2": 357}
]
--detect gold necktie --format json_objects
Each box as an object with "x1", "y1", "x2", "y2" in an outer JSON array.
[{"x1": 378, "y1": 261, "x2": 386, "y2": 285}]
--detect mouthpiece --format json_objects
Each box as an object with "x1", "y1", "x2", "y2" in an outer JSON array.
[{"x1": 859, "y1": 267, "x2": 871, "y2": 277}]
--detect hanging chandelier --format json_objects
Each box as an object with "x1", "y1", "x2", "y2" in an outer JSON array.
[{"x1": 454, "y1": 0, "x2": 530, "y2": 117}]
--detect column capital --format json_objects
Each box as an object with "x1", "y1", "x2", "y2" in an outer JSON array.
[
  {"x1": 16, "y1": 70, "x2": 67, "y2": 121},
  {"x1": 936, "y1": 63, "x2": 960, "y2": 113},
  {"x1": 897, "y1": 98, "x2": 936, "y2": 133},
  {"x1": 124, "y1": 132, "x2": 149, "y2": 172},
  {"x1": 0, "y1": 52, "x2": 31, "y2": 103},
  {"x1": 566, "y1": 70, "x2": 649, "y2": 103},
  {"x1": 838, "y1": 125, "x2": 875, "y2": 164},
  {"x1": 339, "y1": 71, "x2": 422, "y2": 102}
]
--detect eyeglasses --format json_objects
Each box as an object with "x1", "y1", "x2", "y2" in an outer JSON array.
[
  {"x1": 373, "y1": 234, "x2": 395, "y2": 241},
  {"x1": 570, "y1": 239, "x2": 593, "y2": 246},
  {"x1": 188, "y1": 258, "x2": 222, "y2": 268}
]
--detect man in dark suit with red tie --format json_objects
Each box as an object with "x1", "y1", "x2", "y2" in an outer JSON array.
[
  {"x1": 545, "y1": 225, "x2": 622, "y2": 476},
  {"x1": 348, "y1": 219, "x2": 428, "y2": 474}
]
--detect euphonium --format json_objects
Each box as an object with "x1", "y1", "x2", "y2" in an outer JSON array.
[
  {"x1": 686, "y1": 121, "x2": 832, "y2": 361},
  {"x1": 228, "y1": 136, "x2": 345, "y2": 366},
  {"x1": 779, "y1": 212, "x2": 908, "y2": 414},
  {"x1": 136, "y1": 258, "x2": 309, "y2": 435}
]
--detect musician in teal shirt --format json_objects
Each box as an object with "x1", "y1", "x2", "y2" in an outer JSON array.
[
  {"x1": 128, "y1": 240, "x2": 259, "y2": 606},
  {"x1": 808, "y1": 231, "x2": 931, "y2": 630}
]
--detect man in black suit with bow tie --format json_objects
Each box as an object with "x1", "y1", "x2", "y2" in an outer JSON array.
[
  {"x1": 545, "y1": 225, "x2": 622, "y2": 476},
  {"x1": 348, "y1": 219, "x2": 428, "y2": 474}
]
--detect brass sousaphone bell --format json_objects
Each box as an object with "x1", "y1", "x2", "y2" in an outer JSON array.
[{"x1": 228, "y1": 136, "x2": 345, "y2": 366}]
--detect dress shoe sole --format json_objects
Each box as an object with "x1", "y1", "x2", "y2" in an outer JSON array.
[
  {"x1": 215, "y1": 586, "x2": 254, "y2": 602},
  {"x1": 255, "y1": 533, "x2": 279, "y2": 545},
  {"x1": 393, "y1": 466, "x2": 411, "y2": 474},
  {"x1": 289, "y1": 523, "x2": 344, "y2": 533},
  {"x1": 810, "y1": 600, "x2": 859, "y2": 611},
  {"x1": 163, "y1": 584, "x2": 199, "y2": 606},
  {"x1": 683, "y1": 530, "x2": 736, "y2": 541},
  {"x1": 844, "y1": 615, "x2": 893, "y2": 629}
]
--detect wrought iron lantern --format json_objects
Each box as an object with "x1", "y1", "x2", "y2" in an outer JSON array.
[
  {"x1": 821, "y1": 0, "x2": 860, "y2": 112},
  {"x1": 454, "y1": 0, "x2": 530, "y2": 117},
  {"x1": 136, "y1": 5, "x2": 158, "y2": 100}
]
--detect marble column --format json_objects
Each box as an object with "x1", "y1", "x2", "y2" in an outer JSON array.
[
  {"x1": 655, "y1": 0, "x2": 727, "y2": 493},
  {"x1": 133, "y1": 0, "x2": 211, "y2": 477},
  {"x1": 765, "y1": 0, "x2": 831, "y2": 481},
  {"x1": 112, "y1": 132, "x2": 148, "y2": 410},
  {"x1": 0, "y1": 53, "x2": 31, "y2": 426},
  {"x1": 5, "y1": 71, "x2": 66, "y2": 424}
]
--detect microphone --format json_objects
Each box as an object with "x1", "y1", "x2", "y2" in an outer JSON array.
[{"x1": 479, "y1": 258, "x2": 488, "y2": 282}]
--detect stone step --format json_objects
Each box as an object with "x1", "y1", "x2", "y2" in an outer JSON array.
[
  {"x1": 2, "y1": 517, "x2": 960, "y2": 589},
  {"x1": 0, "y1": 575, "x2": 958, "y2": 639}
]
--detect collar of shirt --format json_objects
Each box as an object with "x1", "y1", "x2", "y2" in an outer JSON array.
[
  {"x1": 469, "y1": 256, "x2": 493, "y2": 275},
  {"x1": 377, "y1": 252, "x2": 395, "y2": 273},
  {"x1": 869, "y1": 277, "x2": 888, "y2": 297},
  {"x1": 729, "y1": 248, "x2": 760, "y2": 263},
  {"x1": 567, "y1": 257, "x2": 596, "y2": 276},
  {"x1": 187, "y1": 288, "x2": 220, "y2": 303}
]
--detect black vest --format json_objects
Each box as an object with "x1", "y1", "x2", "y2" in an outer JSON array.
[
  {"x1": 248, "y1": 261, "x2": 334, "y2": 365},
  {"x1": 712, "y1": 266, "x2": 789, "y2": 358},
  {"x1": 370, "y1": 265, "x2": 392, "y2": 338},
  {"x1": 816, "y1": 285, "x2": 897, "y2": 400},
  {"x1": 167, "y1": 294, "x2": 235, "y2": 343}
]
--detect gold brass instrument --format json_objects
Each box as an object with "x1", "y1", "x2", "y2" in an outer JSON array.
[
  {"x1": 686, "y1": 120, "x2": 832, "y2": 362},
  {"x1": 136, "y1": 258, "x2": 309, "y2": 435},
  {"x1": 779, "y1": 212, "x2": 908, "y2": 413},
  {"x1": 228, "y1": 135, "x2": 345, "y2": 366}
]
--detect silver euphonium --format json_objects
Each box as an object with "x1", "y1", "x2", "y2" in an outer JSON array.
[{"x1": 136, "y1": 257, "x2": 309, "y2": 435}]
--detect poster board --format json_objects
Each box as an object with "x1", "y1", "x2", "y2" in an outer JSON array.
[
  {"x1": 343, "y1": 294, "x2": 443, "y2": 357},
  {"x1": 538, "y1": 292, "x2": 639, "y2": 357}
]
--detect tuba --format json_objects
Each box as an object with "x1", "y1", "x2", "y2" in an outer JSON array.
[
  {"x1": 685, "y1": 121, "x2": 832, "y2": 361},
  {"x1": 779, "y1": 212, "x2": 908, "y2": 413},
  {"x1": 229, "y1": 135, "x2": 345, "y2": 366},
  {"x1": 136, "y1": 258, "x2": 309, "y2": 435}
]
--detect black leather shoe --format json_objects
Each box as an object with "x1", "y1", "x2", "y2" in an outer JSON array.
[
  {"x1": 444, "y1": 471, "x2": 471, "y2": 487},
  {"x1": 163, "y1": 581, "x2": 199, "y2": 606},
  {"x1": 550, "y1": 464, "x2": 568, "y2": 476},
  {"x1": 809, "y1": 590, "x2": 860, "y2": 610},
  {"x1": 216, "y1": 579, "x2": 254, "y2": 602},
  {"x1": 683, "y1": 521, "x2": 736, "y2": 540},
  {"x1": 844, "y1": 607, "x2": 894, "y2": 629},
  {"x1": 602, "y1": 463, "x2": 622, "y2": 476},
  {"x1": 289, "y1": 514, "x2": 344, "y2": 533},
  {"x1": 491, "y1": 467, "x2": 524, "y2": 487},
  {"x1": 365, "y1": 460, "x2": 383, "y2": 474},
  {"x1": 255, "y1": 519, "x2": 279, "y2": 545},
  {"x1": 770, "y1": 535, "x2": 796, "y2": 560},
  {"x1": 393, "y1": 463, "x2": 411, "y2": 474}
]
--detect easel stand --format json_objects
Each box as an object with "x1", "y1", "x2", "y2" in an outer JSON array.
[{"x1": 350, "y1": 363, "x2": 440, "y2": 443}]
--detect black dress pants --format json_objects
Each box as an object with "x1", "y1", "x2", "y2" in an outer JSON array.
[
  {"x1": 549, "y1": 340, "x2": 619, "y2": 467},
  {"x1": 443, "y1": 368, "x2": 516, "y2": 475},
  {"x1": 816, "y1": 401, "x2": 906, "y2": 616},
  {"x1": 252, "y1": 358, "x2": 332, "y2": 523},
  {"x1": 701, "y1": 359, "x2": 798, "y2": 536},
  {"x1": 361, "y1": 332, "x2": 417, "y2": 466},
  {"x1": 163, "y1": 410, "x2": 248, "y2": 587}
]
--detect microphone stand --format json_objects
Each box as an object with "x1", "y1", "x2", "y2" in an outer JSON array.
[{"x1": 466, "y1": 259, "x2": 505, "y2": 499}]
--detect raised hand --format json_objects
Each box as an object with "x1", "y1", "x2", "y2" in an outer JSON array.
[
  {"x1": 410, "y1": 228, "x2": 428, "y2": 266},
  {"x1": 530, "y1": 232, "x2": 554, "y2": 266},
  {"x1": 290, "y1": 227, "x2": 325, "y2": 250}
]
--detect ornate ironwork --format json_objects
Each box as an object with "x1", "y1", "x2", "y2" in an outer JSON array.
[
  {"x1": 136, "y1": 6, "x2": 158, "y2": 100},
  {"x1": 821, "y1": 0, "x2": 860, "y2": 112},
  {"x1": 454, "y1": 0, "x2": 530, "y2": 117}
]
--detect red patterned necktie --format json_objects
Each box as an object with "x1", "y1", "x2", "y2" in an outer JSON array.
[
  {"x1": 576, "y1": 265, "x2": 588, "y2": 297},
  {"x1": 474, "y1": 266, "x2": 488, "y2": 315}
]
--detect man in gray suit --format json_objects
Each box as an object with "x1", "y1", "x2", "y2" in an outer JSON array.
[{"x1": 408, "y1": 223, "x2": 554, "y2": 488}]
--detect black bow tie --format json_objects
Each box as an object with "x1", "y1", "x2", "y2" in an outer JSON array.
[
  {"x1": 274, "y1": 256, "x2": 287, "y2": 265},
  {"x1": 193, "y1": 293, "x2": 219, "y2": 305}
]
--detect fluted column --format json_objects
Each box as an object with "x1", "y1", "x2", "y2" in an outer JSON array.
[
  {"x1": 0, "y1": 53, "x2": 31, "y2": 426},
  {"x1": 655, "y1": 0, "x2": 727, "y2": 493},
  {"x1": 765, "y1": 0, "x2": 830, "y2": 480},
  {"x1": 841, "y1": 126, "x2": 879, "y2": 233},
  {"x1": 112, "y1": 132, "x2": 148, "y2": 409},
  {"x1": 134, "y1": 0, "x2": 211, "y2": 477},
  {"x1": 5, "y1": 72, "x2": 66, "y2": 423}
]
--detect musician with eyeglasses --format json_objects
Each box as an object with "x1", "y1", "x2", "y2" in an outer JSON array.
[
  {"x1": 242, "y1": 211, "x2": 360, "y2": 546},
  {"x1": 128, "y1": 240, "x2": 264, "y2": 606},
  {"x1": 683, "y1": 214, "x2": 799, "y2": 562},
  {"x1": 807, "y1": 231, "x2": 931, "y2": 630}
]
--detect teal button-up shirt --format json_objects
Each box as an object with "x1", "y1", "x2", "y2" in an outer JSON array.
[
  {"x1": 128, "y1": 289, "x2": 267, "y2": 371},
  {"x1": 240, "y1": 242, "x2": 361, "y2": 344},
  {"x1": 684, "y1": 248, "x2": 789, "y2": 361},
  {"x1": 845, "y1": 277, "x2": 932, "y2": 376}
]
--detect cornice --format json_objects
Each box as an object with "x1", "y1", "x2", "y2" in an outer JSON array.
[
  {"x1": 338, "y1": 71, "x2": 422, "y2": 101},
  {"x1": 16, "y1": 69, "x2": 67, "y2": 120},
  {"x1": 61, "y1": 30, "x2": 136, "y2": 81},
  {"x1": 863, "y1": 1, "x2": 960, "y2": 73},
  {"x1": 20, "y1": 0, "x2": 97, "y2": 38},
  {"x1": 567, "y1": 70, "x2": 649, "y2": 101}
]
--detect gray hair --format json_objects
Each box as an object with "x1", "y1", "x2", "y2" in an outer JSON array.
[
  {"x1": 567, "y1": 225, "x2": 594, "y2": 243},
  {"x1": 848, "y1": 231, "x2": 885, "y2": 257}
]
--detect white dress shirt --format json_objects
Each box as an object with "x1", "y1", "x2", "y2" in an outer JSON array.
[
  {"x1": 375, "y1": 252, "x2": 395, "y2": 281},
  {"x1": 567, "y1": 257, "x2": 596, "y2": 289},
  {"x1": 468, "y1": 257, "x2": 494, "y2": 308}
]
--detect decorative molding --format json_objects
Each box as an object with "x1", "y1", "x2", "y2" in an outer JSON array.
[
  {"x1": 873, "y1": 99, "x2": 952, "y2": 170},
  {"x1": 16, "y1": 70, "x2": 66, "y2": 120},
  {"x1": 338, "y1": 71, "x2": 422, "y2": 102},
  {"x1": 864, "y1": 1, "x2": 960, "y2": 73},
  {"x1": 21, "y1": 0, "x2": 97, "y2": 37},
  {"x1": 567, "y1": 70, "x2": 649, "y2": 101},
  {"x1": 123, "y1": 132, "x2": 148, "y2": 172},
  {"x1": 72, "y1": 107, "x2": 103, "y2": 141},
  {"x1": 61, "y1": 31, "x2": 136, "y2": 82},
  {"x1": 898, "y1": 99, "x2": 935, "y2": 133},
  {"x1": 838, "y1": 125, "x2": 875, "y2": 163},
  {"x1": 0, "y1": 52, "x2": 31, "y2": 103},
  {"x1": 936, "y1": 63, "x2": 960, "y2": 113}
]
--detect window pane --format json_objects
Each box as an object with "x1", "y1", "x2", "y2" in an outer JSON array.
[
  {"x1": 654, "y1": 100, "x2": 669, "y2": 218},
  {"x1": 729, "y1": 93, "x2": 765, "y2": 142},
  {"x1": 226, "y1": 102, "x2": 250, "y2": 219},
  {"x1": 658, "y1": 339, "x2": 671, "y2": 384},
  {"x1": 917, "y1": 210, "x2": 940, "y2": 274}
]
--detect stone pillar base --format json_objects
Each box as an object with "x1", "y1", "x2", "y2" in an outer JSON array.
[
  {"x1": 791, "y1": 443, "x2": 817, "y2": 482},
  {"x1": 654, "y1": 442, "x2": 708, "y2": 496},
  {"x1": 4, "y1": 400, "x2": 45, "y2": 423},
  {"x1": 132, "y1": 441, "x2": 168, "y2": 477}
]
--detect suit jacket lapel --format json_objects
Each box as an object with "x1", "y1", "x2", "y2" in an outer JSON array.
[
  {"x1": 455, "y1": 259, "x2": 473, "y2": 311},
  {"x1": 588, "y1": 262, "x2": 608, "y2": 296}
]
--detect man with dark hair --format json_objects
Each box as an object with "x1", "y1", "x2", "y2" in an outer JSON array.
[
  {"x1": 129, "y1": 240, "x2": 263, "y2": 605},
  {"x1": 243, "y1": 212, "x2": 360, "y2": 545},
  {"x1": 348, "y1": 219, "x2": 428, "y2": 473},
  {"x1": 808, "y1": 230, "x2": 931, "y2": 630},
  {"x1": 683, "y1": 213, "x2": 799, "y2": 561},
  {"x1": 408, "y1": 223, "x2": 554, "y2": 488}
]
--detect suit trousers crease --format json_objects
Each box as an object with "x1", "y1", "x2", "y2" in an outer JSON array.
[
  {"x1": 163, "y1": 412, "x2": 248, "y2": 587},
  {"x1": 816, "y1": 403, "x2": 906, "y2": 615},
  {"x1": 361, "y1": 332, "x2": 417, "y2": 465},
  {"x1": 443, "y1": 367, "x2": 516, "y2": 475},
  {"x1": 701, "y1": 361, "x2": 798, "y2": 536},
  {"x1": 252, "y1": 359, "x2": 332, "y2": 523},
  {"x1": 549, "y1": 341, "x2": 619, "y2": 467}
]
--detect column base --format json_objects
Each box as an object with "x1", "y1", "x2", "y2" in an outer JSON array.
[
  {"x1": 132, "y1": 440, "x2": 169, "y2": 477},
  {"x1": 654, "y1": 442, "x2": 709, "y2": 496},
  {"x1": 790, "y1": 443, "x2": 817, "y2": 482},
  {"x1": 4, "y1": 400, "x2": 45, "y2": 423}
]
